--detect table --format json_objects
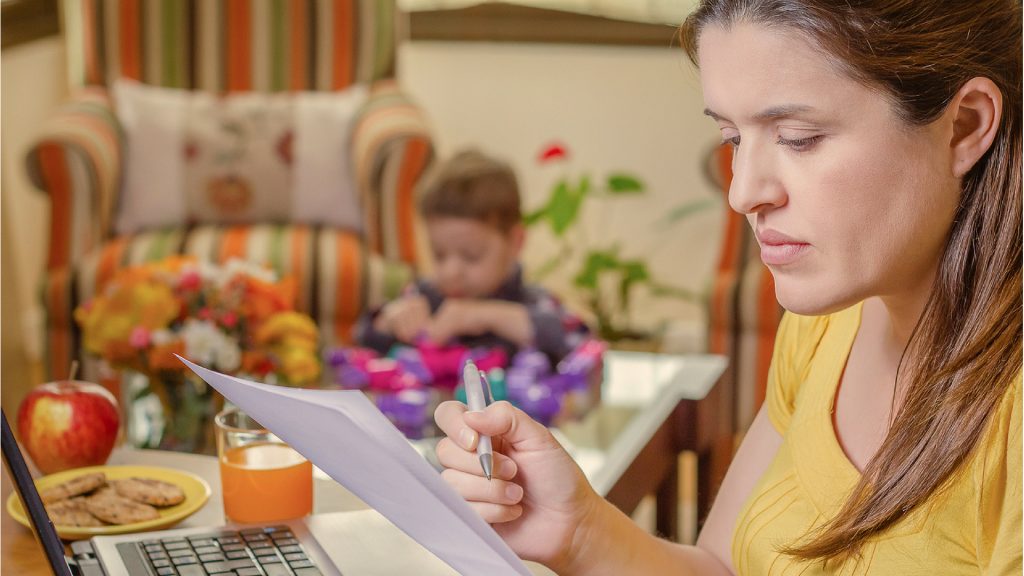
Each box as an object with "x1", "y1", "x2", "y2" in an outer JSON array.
[{"x1": 2, "y1": 352, "x2": 727, "y2": 574}]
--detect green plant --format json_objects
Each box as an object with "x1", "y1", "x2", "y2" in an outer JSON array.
[{"x1": 525, "y1": 143, "x2": 717, "y2": 341}]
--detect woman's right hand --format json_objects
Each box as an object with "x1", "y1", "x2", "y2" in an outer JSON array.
[{"x1": 434, "y1": 400, "x2": 606, "y2": 574}]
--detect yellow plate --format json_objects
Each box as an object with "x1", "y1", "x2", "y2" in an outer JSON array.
[{"x1": 5, "y1": 464, "x2": 211, "y2": 541}]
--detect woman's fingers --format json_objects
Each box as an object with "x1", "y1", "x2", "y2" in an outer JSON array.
[
  {"x1": 466, "y1": 501, "x2": 524, "y2": 524},
  {"x1": 434, "y1": 400, "x2": 475, "y2": 449},
  {"x1": 441, "y1": 468, "x2": 525, "y2": 524},
  {"x1": 435, "y1": 437, "x2": 518, "y2": 480},
  {"x1": 441, "y1": 468, "x2": 524, "y2": 505},
  {"x1": 462, "y1": 401, "x2": 559, "y2": 452}
]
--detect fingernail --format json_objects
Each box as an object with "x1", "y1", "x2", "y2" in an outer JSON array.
[
  {"x1": 459, "y1": 428, "x2": 477, "y2": 450},
  {"x1": 505, "y1": 483, "x2": 523, "y2": 502},
  {"x1": 499, "y1": 459, "x2": 517, "y2": 479}
]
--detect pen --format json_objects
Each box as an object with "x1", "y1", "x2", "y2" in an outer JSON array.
[{"x1": 462, "y1": 360, "x2": 494, "y2": 480}]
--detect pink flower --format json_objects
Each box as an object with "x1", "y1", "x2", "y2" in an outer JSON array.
[
  {"x1": 178, "y1": 270, "x2": 201, "y2": 292},
  {"x1": 198, "y1": 307, "x2": 213, "y2": 321},
  {"x1": 129, "y1": 327, "x2": 151, "y2": 349},
  {"x1": 538, "y1": 142, "x2": 569, "y2": 163},
  {"x1": 220, "y1": 311, "x2": 239, "y2": 329}
]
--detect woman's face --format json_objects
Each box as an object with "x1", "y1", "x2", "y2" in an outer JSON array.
[{"x1": 698, "y1": 23, "x2": 961, "y2": 315}]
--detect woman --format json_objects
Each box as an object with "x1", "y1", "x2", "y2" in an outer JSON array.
[{"x1": 434, "y1": 1, "x2": 1022, "y2": 574}]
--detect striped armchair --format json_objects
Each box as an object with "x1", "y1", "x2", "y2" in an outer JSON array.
[{"x1": 27, "y1": 0, "x2": 434, "y2": 378}]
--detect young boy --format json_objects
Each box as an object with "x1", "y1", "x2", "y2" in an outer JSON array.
[{"x1": 355, "y1": 149, "x2": 588, "y2": 363}]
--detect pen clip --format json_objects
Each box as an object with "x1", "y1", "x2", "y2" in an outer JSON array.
[{"x1": 478, "y1": 369, "x2": 494, "y2": 406}]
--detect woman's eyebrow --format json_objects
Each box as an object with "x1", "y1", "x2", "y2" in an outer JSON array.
[{"x1": 704, "y1": 104, "x2": 816, "y2": 123}]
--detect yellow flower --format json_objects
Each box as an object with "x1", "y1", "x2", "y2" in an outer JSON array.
[
  {"x1": 255, "y1": 312, "x2": 319, "y2": 346},
  {"x1": 278, "y1": 347, "x2": 321, "y2": 385},
  {"x1": 74, "y1": 281, "x2": 180, "y2": 358}
]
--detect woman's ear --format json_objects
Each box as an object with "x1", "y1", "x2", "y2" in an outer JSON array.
[{"x1": 949, "y1": 77, "x2": 1002, "y2": 178}]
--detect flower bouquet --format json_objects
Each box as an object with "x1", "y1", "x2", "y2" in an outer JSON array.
[{"x1": 74, "y1": 256, "x2": 321, "y2": 452}]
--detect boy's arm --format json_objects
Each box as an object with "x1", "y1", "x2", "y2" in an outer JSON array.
[
  {"x1": 353, "y1": 306, "x2": 400, "y2": 354},
  {"x1": 427, "y1": 300, "x2": 534, "y2": 348},
  {"x1": 354, "y1": 283, "x2": 433, "y2": 352},
  {"x1": 427, "y1": 289, "x2": 588, "y2": 360}
]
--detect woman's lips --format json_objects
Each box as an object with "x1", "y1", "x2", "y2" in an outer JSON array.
[
  {"x1": 757, "y1": 229, "x2": 811, "y2": 266},
  {"x1": 758, "y1": 242, "x2": 811, "y2": 266}
]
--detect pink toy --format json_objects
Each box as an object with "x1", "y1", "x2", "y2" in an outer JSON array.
[{"x1": 416, "y1": 340, "x2": 470, "y2": 389}]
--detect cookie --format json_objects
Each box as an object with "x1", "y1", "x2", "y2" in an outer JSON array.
[
  {"x1": 111, "y1": 477, "x2": 185, "y2": 507},
  {"x1": 45, "y1": 497, "x2": 104, "y2": 527},
  {"x1": 85, "y1": 493, "x2": 160, "y2": 525},
  {"x1": 39, "y1": 472, "x2": 107, "y2": 504}
]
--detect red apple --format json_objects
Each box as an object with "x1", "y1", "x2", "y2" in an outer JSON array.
[{"x1": 16, "y1": 380, "x2": 120, "y2": 474}]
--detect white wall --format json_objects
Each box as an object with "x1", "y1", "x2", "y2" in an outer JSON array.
[
  {"x1": 398, "y1": 41, "x2": 723, "y2": 346},
  {"x1": 1, "y1": 37, "x2": 68, "y2": 363}
]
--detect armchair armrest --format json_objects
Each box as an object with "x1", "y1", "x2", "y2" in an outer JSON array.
[
  {"x1": 352, "y1": 80, "x2": 435, "y2": 268},
  {"x1": 26, "y1": 87, "x2": 122, "y2": 271}
]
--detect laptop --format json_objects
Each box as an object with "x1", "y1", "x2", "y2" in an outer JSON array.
[{"x1": 1, "y1": 409, "x2": 343, "y2": 576}]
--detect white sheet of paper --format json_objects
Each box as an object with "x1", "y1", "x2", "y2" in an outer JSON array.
[{"x1": 178, "y1": 357, "x2": 532, "y2": 576}]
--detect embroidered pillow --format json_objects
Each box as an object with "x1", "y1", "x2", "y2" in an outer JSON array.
[{"x1": 113, "y1": 79, "x2": 367, "y2": 234}]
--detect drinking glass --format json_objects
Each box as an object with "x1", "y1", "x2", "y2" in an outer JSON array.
[{"x1": 214, "y1": 407, "x2": 312, "y2": 523}]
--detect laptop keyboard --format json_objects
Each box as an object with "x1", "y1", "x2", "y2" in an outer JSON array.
[{"x1": 72, "y1": 526, "x2": 324, "y2": 576}]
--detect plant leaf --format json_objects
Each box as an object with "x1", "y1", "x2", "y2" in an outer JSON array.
[
  {"x1": 522, "y1": 207, "x2": 546, "y2": 227},
  {"x1": 531, "y1": 246, "x2": 570, "y2": 281},
  {"x1": 660, "y1": 197, "x2": 718, "y2": 227},
  {"x1": 606, "y1": 173, "x2": 645, "y2": 194},
  {"x1": 573, "y1": 250, "x2": 619, "y2": 290},
  {"x1": 548, "y1": 180, "x2": 583, "y2": 235}
]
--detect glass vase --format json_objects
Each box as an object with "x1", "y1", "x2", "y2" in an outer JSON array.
[{"x1": 120, "y1": 369, "x2": 223, "y2": 454}]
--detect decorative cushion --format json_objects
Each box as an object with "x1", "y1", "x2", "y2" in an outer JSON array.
[{"x1": 113, "y1": 79, "x2": 367, "y2": 234}]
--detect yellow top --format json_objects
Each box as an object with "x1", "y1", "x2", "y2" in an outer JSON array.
[{"x1": 733, "y1": 303, "x2": 1022, "y2": 575}]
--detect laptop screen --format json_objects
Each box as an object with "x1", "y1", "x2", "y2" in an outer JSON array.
[{"x1": 1, "y1": 408, "x2": 74, "y2": 576}]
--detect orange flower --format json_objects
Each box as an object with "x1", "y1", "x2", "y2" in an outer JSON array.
[
  {"x1": 148, "y1": 341, "x2": 187, "y2": 371},
  {"x1": 243, "y1": 277, "x2": 296, "y2": 324}
]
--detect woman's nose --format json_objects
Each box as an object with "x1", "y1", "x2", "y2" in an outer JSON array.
[{"x1": 727, "y1": 143, "x2": 787, "y2": 215}]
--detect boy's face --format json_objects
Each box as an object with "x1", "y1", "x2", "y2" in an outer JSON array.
[{"x1": 426, "y1": 217, "x2": 524, "y2": 299}]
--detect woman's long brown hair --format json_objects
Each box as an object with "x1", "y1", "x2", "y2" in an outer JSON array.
[{"x1": 681, "y1": 0, "x2": 1022, "y2": 566}]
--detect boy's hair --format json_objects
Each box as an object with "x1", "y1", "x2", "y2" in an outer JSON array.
[{"x1": 417, "y1": 149, "x2": 522, "y2": 232}]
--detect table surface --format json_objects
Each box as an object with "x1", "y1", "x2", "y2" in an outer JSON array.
[{"x1": 2, "y1": 352, "x2": 725, "y2": 575}]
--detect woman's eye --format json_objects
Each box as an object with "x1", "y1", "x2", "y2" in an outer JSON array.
[
  {"x1": 721, "y1": 135, "x2": 741, "y2": 148},
  {"x1": 777, "y1": 134, "x2": 824, "y2": 152}
]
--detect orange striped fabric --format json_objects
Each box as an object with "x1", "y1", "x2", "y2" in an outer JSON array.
[
  {"x1": 226, "y1": 0, "x2": 252, "y2": 92},
  {"x1": 394, "y1": 138, "x2": 431, "y2": 264},
  {"x1": 26, "y1": 89, "x2": 121, "y2": 271},
  {"x1": 333, "y1": 232, "x2": 363, "y2": 343},
  {"x1": 352, "y1": 82, "x2": 435, "y2": 264},
  {"x1": 119, "y1": 0, "x2": 141, "y2": 80},
  {"x1": 37, "y1": 145, "x2": 72, "y2": 270},
  {"x1": 66, "y1": 0, "x2": 397, "y2": 91}
]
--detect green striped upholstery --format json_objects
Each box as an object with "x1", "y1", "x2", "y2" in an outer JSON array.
[
  {"x1": 706, "y1": 145, "x2": 784, "y2": 433},
  {"x1": 63, "y1": 0, "x2": 397, "y2": 92},
  {"x1": 45, "y1": 225, "x2": 413, "y2": 378}
]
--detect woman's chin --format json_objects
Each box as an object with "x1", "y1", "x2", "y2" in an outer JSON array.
[{"x1": 774, "y1": 283, "x2": 863, "y2": 317}]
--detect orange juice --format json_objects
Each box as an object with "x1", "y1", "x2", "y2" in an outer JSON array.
[{"x1": 219, "y1": 442, "x2": 313, "y2": 523}]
